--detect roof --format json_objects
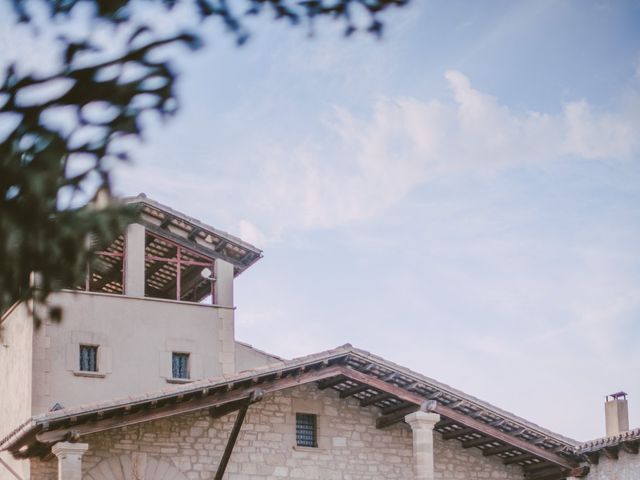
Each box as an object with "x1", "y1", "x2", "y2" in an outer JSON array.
[
  {"x1": 2, "y1": 344, "x2": 590, "y2": 479},
  {"x1": 579, "y1": 427, "x2": 640, "y2": 456},
  {"x1": 123, "y1": 193, "x2": 263, "y2": 276}
]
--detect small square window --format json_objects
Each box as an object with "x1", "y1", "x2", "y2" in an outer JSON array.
[
  {"x1": 172, "y1": 352, "x2": 190, "y2": 379},
  {"x1": 296, "y1": 413, "x2": 317, "y2": 448},
  {"x1": 79, "y1": 345, "x2": 98, "y2": 372}
]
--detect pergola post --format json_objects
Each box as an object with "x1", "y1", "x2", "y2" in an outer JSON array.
[
  {"x1": 124, "y1": 223, "x2": 146, "y2": 296},
  {"x1": 405, "y1": 411, "x2": 440, "y2": 480},
  {"x1": 51, "y1": 442, "x2": 89, "y2": 480},
  {"x1": 214, "y1": 259, "x2": 234, "y2": 307}
]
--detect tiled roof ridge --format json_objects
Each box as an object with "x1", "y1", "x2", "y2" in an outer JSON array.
[{"x1": 579, "y1": 427, "x2": 640, "y2": 452}]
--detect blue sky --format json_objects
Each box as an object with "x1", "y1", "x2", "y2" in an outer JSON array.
[{"x1": 2, "y1": 0, "x2": 640, "y2": 441}]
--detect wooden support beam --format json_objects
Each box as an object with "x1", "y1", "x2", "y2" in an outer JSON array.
[
  {"x1": 524, "y1": 460, "x2": 557, "y2": 471},
  {"x1": 339, "y1": 384, "x2": 370, "y2": 399},
  {"x1": 376, "y1": 405, "x2": 421, "y2": 429},
  {"x1": 381, "y1": 401, "x2": 415, "y2": 415},
  {"x1": 524, "y1": 465, "x2": 566, "y2": 480},
  {"x1": 36, "y1": 366, "x2": 344, "y2": 444},
  {"x1": 584, "y1": 451, "x2": 599, "y2": 465},
  {"x1": 317, "y1": 376, "x2": 346, "y2": 390},
  {"x1": 213, "y1": 390, "x2": 262, "y2": 480},
  {"x1": 188, "y1": 228, "x2": 202, "y2": 241},
  {"x1": 462, "y1": 436, "x2": 494, "y2": 449},
  {"x1": 503, "y1": 453, "x2": 536, "y2": 465},
  {"x1": 524, "y1": 465, "x2": 589, "y2": 480},
  {"x1": 442, "y1": 428, "x2": 476, "y2": 440},
  {"x1": 144, "y1": 223, "x2": 244, "y2": 269},
  {"x1": 209, "y1": 397, "x2": 255, "y2": 419},
  {"x1": 435, "y1": 419, "x2": 456, "y2": 429},
  {"x1": 603, "y1": 446, "x2": 619, "y2": 460},
  {"x1": 570, "y1": 466, "x2": 590, "y2": 478},
  {"x1": 524, "y1": 472, "x2": 564, "y2": 480},
  {"x1": 621, "y1": 440, "x2": 639, "y2": 454},
  {"x1": 360, "y1": 392, "x2": 390, "y2": 407},
  {"x1": 336, "y1": 366, "x2": 578, "y2": 470}
]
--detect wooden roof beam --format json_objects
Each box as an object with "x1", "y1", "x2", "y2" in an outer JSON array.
[
  {"x1": 622, "y1": 440, "x2": 639, "y2": 454},
  {"x1": 583, "y1": 451, "x2": 599, "y2": 465},
  {"x1": 336, "y1": 366, "x2": 578, "y2": 470},
  {"x1": 376, "y1": 405, "x2": 422, "y2": 429},
  {"x1": 603, "y1": 446, "x2": 619, "y2": 460},
  {"x1": 462, "y1": 436, "x2": 494, "y2": 449},
  {"x1": 381, "y1": 401, "x2": 416, "y2": 415},
  {"x1": 317, "y1": 376, "x2": 346, "y2": 390},
  {"x1": 442, "y1": 428, "x2": 476, "y2": 440},
  {"x1": 483, "y1": 444, "x2": 517, "y2": 456},
  {"x1": 524, "y1": 465, "x2": 589, "y2": 480},
  {"x1": 503, "y1": 453, "x2": 536, "y2": 465},
  {"x1": 339, "y1": 384, "x2": 370, "y2": 399},
  {"x1": 360, "y1": 392, "x2": 391, "y2": 407}
]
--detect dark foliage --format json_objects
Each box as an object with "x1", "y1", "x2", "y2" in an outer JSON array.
[{"x1": 1, "y1": 0, "x2": 408, "y2": 323}]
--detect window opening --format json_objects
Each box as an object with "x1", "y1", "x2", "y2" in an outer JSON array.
[
  {"x1": 79, "y1": 345, "x2": 98, "y2": 372},
  {"x1": 172, "y1": 352, "x2": 190, "y2": 379},
  {"x1": 296, "y1": 413, "x2": 318, "y2": 447}
]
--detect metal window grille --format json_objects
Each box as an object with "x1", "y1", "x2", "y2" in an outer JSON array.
[
  {"x1": 79, "y1": 345, "x2": 98, "y2": 372},
  {"x1": 172, "y1": 353, "x2": 189, "y2": 379},
  {"x1": 296, "y1": 413, "x2": 317, "y2": 447}
]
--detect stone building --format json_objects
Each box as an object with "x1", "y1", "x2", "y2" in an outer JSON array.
[{"x1": 0, "y1": 195, "x2": 637, "y2": 480}]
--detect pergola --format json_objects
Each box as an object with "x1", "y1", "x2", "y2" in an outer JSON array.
[{"x1": 79, "y1": 194, "x2": 263, "y2": 302}]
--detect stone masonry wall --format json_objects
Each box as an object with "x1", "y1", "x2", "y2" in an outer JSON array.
[
  {"x1": 31, "y1": 384, "x2": 524, "y2": 480},
  {"x1": 583, "y1": 450, "x2": 640, "y2": 480}
]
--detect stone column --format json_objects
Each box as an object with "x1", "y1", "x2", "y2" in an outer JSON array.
[
  {"x1": 405, "y1": 411, "x2": 440, "y2": 480},
  {"x1": 214, "y1": 259, "x2": 234, "y2": 307},
  {"x1": 51, "y1": 442, "x2": 88, "y2": 480},
  {"x1": 124, "y1": 223, "x2": 146, "y2": 296}
]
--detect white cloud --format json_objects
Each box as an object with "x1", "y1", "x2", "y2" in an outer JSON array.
[
  {"x1": 237, "y1": 219, "x2": 267, "y2": 247},
  {"x1": 240, "y1": 70, "x2": 640, "y2": 236}
]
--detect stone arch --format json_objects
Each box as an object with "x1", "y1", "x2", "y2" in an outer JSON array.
[{"x1": 84, "y1": 453, "x2": 188, "y2": 480}]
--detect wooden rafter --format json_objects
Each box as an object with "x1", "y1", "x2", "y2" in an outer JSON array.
[
  {"x1": 442, "y1": 427, "x2": 475, "y2": 440},
  {"x1": 360, "y1": 392, "x2": 391, "y2": 407},
  {"x1": 621, "y1": 440, "x2": 639, "y2": 454},
  {"x1": 339, "y1": 384, "x2": 370, "y2": 399},
  {"x1": 462, "y1": 436, "x2": 493, "y2": 449},
  {"x1": 335, "y1": 367, "x2": 578, "y2": 470}
]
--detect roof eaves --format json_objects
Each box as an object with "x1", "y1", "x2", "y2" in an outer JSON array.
[
  {"x1": 344, "y1": 345, "x2": 580, "y2": 448},
  {"x1": 122, "y1": 194, "x2": 263, "y2": 255},
  {"x1": 579, "y1": 427, "x2": 640, "y2": 453}
]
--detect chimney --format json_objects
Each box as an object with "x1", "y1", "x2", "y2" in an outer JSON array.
[{"x1": 605, "y1": 392, "x2": 629, "y2": 436}]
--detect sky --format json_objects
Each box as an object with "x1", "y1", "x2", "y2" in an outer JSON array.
[{"x1": 2, "y1": 0, "x2": 640, "y2": 441}]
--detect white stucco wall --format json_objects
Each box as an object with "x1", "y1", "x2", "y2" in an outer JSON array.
[
  {"x1": 235, "y1": 341, "x2": 281, "y2": 371},
  {"x1": 30, "y1": 291, "x2": 235, "y2": 416},
  {"x1": 0, "y1": 303, "x2": 34, "y2": 479},
  {"x1": 30, "y1": 384, "x2": 525, "y2": 480},
  {"x1": 584, "y1": 449, "x2": 640, "y2": 480}
]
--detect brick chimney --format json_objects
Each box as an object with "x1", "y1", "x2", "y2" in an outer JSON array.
[{"x1": 605, "y1": 392, "x2": 629, "y2": 436}]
